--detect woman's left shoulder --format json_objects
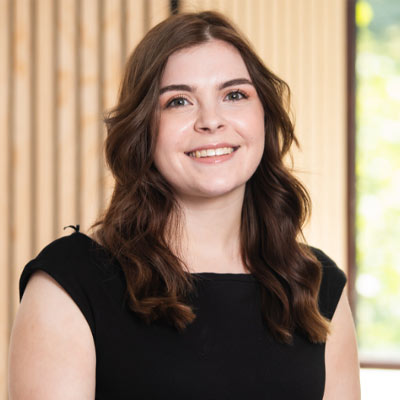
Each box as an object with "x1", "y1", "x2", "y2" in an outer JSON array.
[{"x1": 307, "y1": 246, "x2": 347, "y2": 320}]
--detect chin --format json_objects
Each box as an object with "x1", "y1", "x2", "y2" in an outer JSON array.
[{"x1": 194, "y1": 182, "x2": 245, "y2": 199}]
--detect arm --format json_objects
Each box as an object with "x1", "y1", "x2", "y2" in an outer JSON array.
[
  {"x1": 323, "y1": 285, "x2": 361, "y2": 400},
  {"x1": 8, "y1": 270, "x2": 96, "y2": 399}
]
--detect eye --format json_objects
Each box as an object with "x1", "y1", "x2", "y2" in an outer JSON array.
[
  {"x1": 165, "y1": 96, "x2": 191, "y2": 108},
  {"x1": 225, "y1": 90, "x2": 248, "y2": 102}
]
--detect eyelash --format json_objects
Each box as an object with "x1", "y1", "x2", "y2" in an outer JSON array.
[{"x1": 164, "y1": 89, "x2": 249, "y2": 109}]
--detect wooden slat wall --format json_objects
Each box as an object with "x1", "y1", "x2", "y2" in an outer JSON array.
[
  {"x1": 0, "y1": 1, "x2": 346, "y2": 398},
  {"x1": 0, "y1": 1, "x2": 169, "y2": 398},
  {"x1": 182, "y1": 0, "x2": 347, "y2": 268},
  {"x1": 0, "y1": 0, "x2": 10, "y2": 396}
]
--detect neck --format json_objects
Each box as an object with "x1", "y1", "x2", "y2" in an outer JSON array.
[{"x1": 174, "y1": 188, "x2": 246, "y2": 273}]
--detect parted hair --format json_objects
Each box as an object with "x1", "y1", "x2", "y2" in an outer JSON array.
[{"x1": 93, "y1": 10, "x2": 330, "y2": 344}]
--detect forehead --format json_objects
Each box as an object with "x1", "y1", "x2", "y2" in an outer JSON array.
[{"x1": 160, "y1": 39, "x2": 250, "y2": 86}]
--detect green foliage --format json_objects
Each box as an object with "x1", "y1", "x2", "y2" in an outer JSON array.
[{"x1": 355, "y1": 0, "x2": 400, "y2": 357}]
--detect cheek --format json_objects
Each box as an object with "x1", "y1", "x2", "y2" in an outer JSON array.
[
  {"x1": 153, "y1": 138, "x2": 171, "y2": 177},
  {"x1": 154, "y1": 116, "x2": 176, "y2": 158},
  {"x1": 156, "y1": 113, "x2": 192, "y2": 150},
  {"x1": 153, "y1": 127, "x2": 170, "y2": 175},
  {"x1": 243, "y1": 111, "x2": 265, "y2": 165},
  {"x1": 153, "y1": 125, "x2": 184, "y2": 180},
  {"x1": 235, "y1": 109, "x2": 265, "y2": 146}
]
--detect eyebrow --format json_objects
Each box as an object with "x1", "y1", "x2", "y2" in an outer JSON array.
[{"x1": 159, "y1": 78, "x2": 254, "y2": 95}]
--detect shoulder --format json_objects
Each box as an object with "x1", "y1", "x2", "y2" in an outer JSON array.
[
  {"x1": 307, "y1": 246, "x2": 347, "y2": 320},
  {"x1": 19, "y1": 231, "x2": 118, "y2": 338},
  {"x1": 10, "y1": 233, "x2": 97, "y2": 399}
]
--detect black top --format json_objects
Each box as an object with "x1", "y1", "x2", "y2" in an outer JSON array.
[{"x1": 19, "y1": 231, "x2": 346, "y2": 400}]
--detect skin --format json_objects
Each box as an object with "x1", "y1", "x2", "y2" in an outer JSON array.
[
  {"x1": 154, "y1": 40, "x2": 265, "y2": 272},
  {"x1": 324, "y1": 288, "x2": 361, "y2": 399},
  {"x1": 8, "y1": 271, "x2": 96, "y2": 399},
  {"x1": 8, "y1": 39, "x2": 360, "y2": 399}
]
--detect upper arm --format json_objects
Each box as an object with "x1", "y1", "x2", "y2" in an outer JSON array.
[
  {"x1": 8, "y1": 270, "x2": 96, "y2": 400},
  {"x1": 323, "y1": 286, "x2": 361, "y2": 400}
]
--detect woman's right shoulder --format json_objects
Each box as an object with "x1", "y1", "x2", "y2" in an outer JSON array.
[
  {"x1": 18, "y1": 230, "x2": 107, "y2": 338},
  {"x1": 9, "y1": 232, "x2": 97, "y2": 399}
]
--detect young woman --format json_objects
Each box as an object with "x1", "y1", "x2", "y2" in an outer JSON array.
[{"x1": 9, "y1": 11, "x2": 360, "y2": 400}]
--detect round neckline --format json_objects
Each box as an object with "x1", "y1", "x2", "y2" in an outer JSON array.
[
  {"x1": 76, "y1": 231, "x2": 256, "y2": 282},
  {"x1": 189, "y1": 272, "x2": 256, "y2": 282}
]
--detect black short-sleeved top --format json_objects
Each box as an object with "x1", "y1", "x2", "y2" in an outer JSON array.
[{"x1": 19, "y1": 230, "x2": 346, "y2": 400}]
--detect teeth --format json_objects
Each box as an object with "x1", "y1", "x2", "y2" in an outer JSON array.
[
  {"x1": 206, "y1": 149, "x2": 215, "y2": 156},
  {"x1": 188, "y1": 147, "x2": 235, "y2": 158}
]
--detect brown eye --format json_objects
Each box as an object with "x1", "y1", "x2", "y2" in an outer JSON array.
[
  {"x1": 166, "y1": 97, "x2": 190, "y2": 108},
  {"x1": 225, "y1": 90, "x2": 248, "y2": 101}
]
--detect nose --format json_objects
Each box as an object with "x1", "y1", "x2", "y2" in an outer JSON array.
[{"x1": 194, "y1": 103, "x2": 225, "y2": 133}]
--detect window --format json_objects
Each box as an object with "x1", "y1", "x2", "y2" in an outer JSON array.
[{"x1": 355, "y1": 0, "x2": 400, "y2": 366}]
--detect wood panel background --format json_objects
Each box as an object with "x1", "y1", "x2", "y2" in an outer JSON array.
[{"x1": 0, "y1": 0, "x2": 347, "y2": 398}]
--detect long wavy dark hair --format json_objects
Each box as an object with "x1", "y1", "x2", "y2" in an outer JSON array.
[{"x1": 93, "y1": 11, "x2": 330, "y2": 344}]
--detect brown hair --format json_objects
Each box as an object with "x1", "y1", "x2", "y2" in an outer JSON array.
[{"x1": 93, "y1": 11, "x2": 330, "y2": 344}]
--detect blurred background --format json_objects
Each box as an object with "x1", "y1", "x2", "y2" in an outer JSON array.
[{"x1": 0, "y1": 0, "x2": 399, "y2": 398}]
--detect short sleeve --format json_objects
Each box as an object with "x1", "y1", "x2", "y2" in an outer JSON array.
[
  {"x1": 19, "y1": 232, "x2": 99, "y2": 339},
  {"x1": 309, "y1": 246, "x2": 347, "y2": 320}
]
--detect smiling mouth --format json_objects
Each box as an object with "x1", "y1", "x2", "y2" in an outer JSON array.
[{"x1": 185, "y1": 146, "x2": 240, "y2": 158}]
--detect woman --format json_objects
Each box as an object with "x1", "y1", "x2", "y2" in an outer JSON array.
[{"x1": 9, "y1": 11, "x2": 360, "y2": 399}]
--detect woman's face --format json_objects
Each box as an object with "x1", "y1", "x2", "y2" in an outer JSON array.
[{"x1": 154, "y1": 39, "x2": 265, "y2": 201}]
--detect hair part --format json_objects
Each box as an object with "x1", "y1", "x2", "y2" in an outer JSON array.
[{"x1": 93, "y1": 10, "x2": 330, "y2": 344}]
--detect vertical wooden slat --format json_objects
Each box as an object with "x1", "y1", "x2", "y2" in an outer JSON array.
[
  {"x1": 310, "y1": 0, "x2": 325, "y2": 241},
  {"x1": 291, "y1": 0, "x2": 314, "y2": 191},
  {"x1": 148, "y1": 0, "x2": 170, "y2": 28},
  {"x1": 120, "y1": 0, "x2": 127, "y2": 67},
  {"x1": 126, "y1": 0, "x2": 146, "y2": 54},
  {"x1": 97, "y1": 0, "x2": 105, "y2": 210},
  {"x1": 57, "y1": 0, "x2": 78, "y2": 236},
  {"x1": 273, "y1": 0, "x2": 289, "y2": 79},
  {"x1": 103, "y1": 0, "x2": 123, "y2": 113},
  {"x1": 75, "y1": 0, "x2": 82, "y2": 226},
  {"x1": 285, "y1": 0, "x2": 301, "y2": 113},
  {"x1": 290, "y1": 0, "x2": 306, "y2": 169},
  {"x1": 30, "y1": 0, "x2": 37, "y2": 257},
  {"x1": 101, "y1": 0, "x2": 124, "y2": 205},
  {"x1": 259, "y1": 0, "x2": 278, "y2": 68},
  {"x1": 12, "y1": 0, "x2": 33, "y2": 314},
  {"x1": 35, "y1": 0, "x2": 56, "y2": 252},
  {"x1": 126, "y1": 0, "x2": 170, "y2": 57},
  {"x1": 80, "y1": 0, "x2": 101, "y2": 231},
  {"x1": 0, "y1": 0, "x2": 10, "y2": 396},
  {"x1": 328, "y1": 0, "x2": 347, "y2": 266},
  {"x1": 291, "y1": 0, "x2": 316, "y2": 235}
]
